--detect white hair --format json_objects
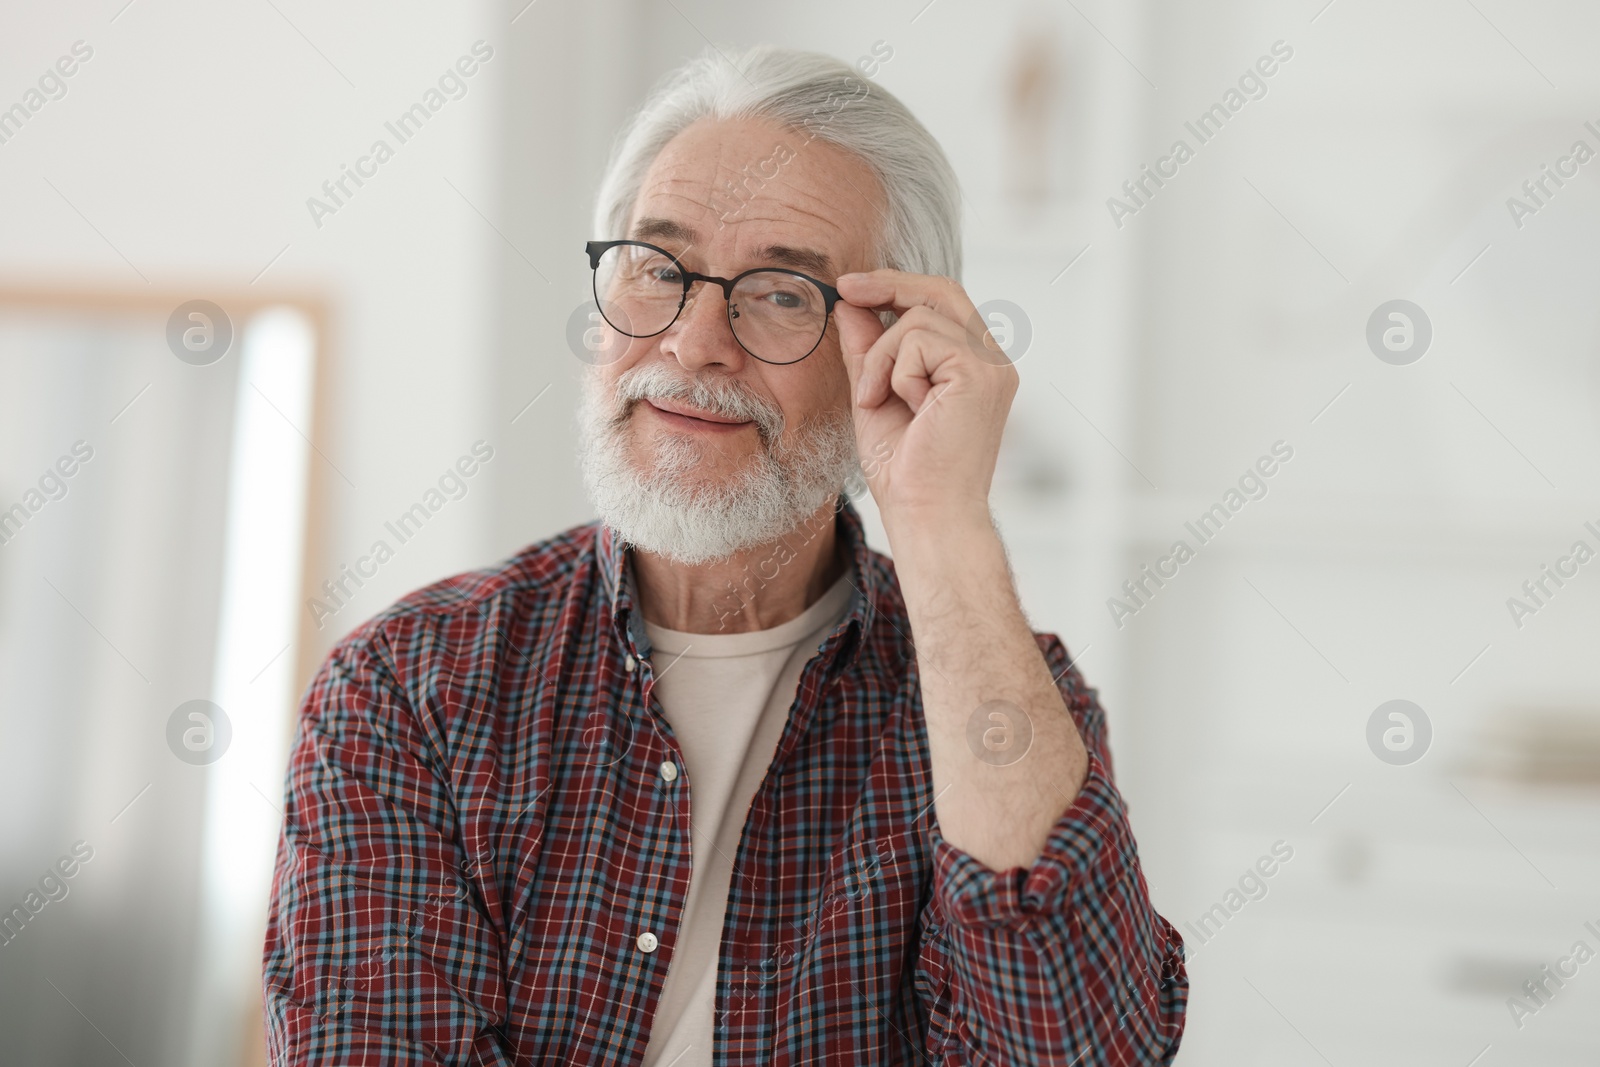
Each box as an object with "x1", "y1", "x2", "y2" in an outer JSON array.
[
  {"x1": 577, "y1": 362, "x2": 859, "y2": 565},
  {"x1": 592, "y1": 43, "x2": 962, "y2": 279}
]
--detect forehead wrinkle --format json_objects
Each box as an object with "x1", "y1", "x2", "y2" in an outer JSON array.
[
  {"x1": 641, "y1": 146, "x2": 789, "y2": 211},
  {"x1": 629, "y1": 188, "x2": 718, "y2": 258},
  {"x1": 733, "y1": 201, "x2": 848, "y2": 237},
  {"x1": 729, "y1": 159, "x2": 884, "y2": 265},
  {"x1": 728, "y1": 207, "x2": 858, "y2": 276},
  {"x1": 630, "y1": 198, "x2": 859, "y2": 277},
  {"x1": 633, "y1": 127, "x2": 882, "y2": 273},
  {"x1": 633, "y1": 191, "x2": 718, "y2": 230},
  {"x1": 645, "y1": 131, "x2": 875, "y2": 220}
]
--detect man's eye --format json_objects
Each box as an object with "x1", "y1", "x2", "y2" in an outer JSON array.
[
  {"x1": 650, "y1": 266, "x2": 682, "y2": 284},
  {"x1": 765, "y1": 289, "x2": 804, "y2": 309}
]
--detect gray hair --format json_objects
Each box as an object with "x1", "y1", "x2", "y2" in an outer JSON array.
[{"x1": 592, "y1": 44, "x2": 962, "y2": 280}]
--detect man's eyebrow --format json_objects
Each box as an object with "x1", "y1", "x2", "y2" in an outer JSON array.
[
  {"x1": 757, "y1": 245, "x2": 834, "y2": 280},
  {"x1": 631, "y1": 217, "x2": 698, "y2": 245},
  {"x1": 629, "y1": 218, "x2": 835, "y2": 279}
]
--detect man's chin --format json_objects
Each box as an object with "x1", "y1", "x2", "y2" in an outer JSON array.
[
  {"x1": 627, "y1": 464, "x2": 750, "y2": 504},
  {"x1": 580, "y1": 394, "x2": 857, "y2": 565},
  {"x1": 627, "y1": 438, "x2": 763, "y2": 491}
]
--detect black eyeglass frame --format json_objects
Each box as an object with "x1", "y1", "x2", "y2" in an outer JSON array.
[{"x1": 585, "y1": 239, "x2": 843, "y2": 366}]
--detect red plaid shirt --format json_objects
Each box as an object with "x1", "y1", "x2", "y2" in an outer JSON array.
[{"x1": 263, "y1": 496, "x2": 1187, "y2": 1065}]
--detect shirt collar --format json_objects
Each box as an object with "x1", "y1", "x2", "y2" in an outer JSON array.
[{"x1": 598, "y1": 493, "x2": 879, "y2": 671}]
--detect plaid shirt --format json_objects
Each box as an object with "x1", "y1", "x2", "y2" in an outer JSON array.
[{"x1": 263, "y1": 496, "x2": 1187, "y2": 1065}]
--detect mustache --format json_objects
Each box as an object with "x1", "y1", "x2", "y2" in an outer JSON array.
[{"x1": 610, "y1": 363, "x2": 786, "y2": 442}]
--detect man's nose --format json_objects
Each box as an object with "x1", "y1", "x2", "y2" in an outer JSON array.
[{"x1": 659, "y1": 281, "x2": 747, "y2": 371}]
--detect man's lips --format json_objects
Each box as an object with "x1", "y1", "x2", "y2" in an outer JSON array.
[{"x1": 641, "y1": 397, "x2": 755, "y2": 431}]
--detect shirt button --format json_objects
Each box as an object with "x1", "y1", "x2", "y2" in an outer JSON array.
[
  {"x1": 659, "y1": 760, "x2": 679, "y2": 782},
  {"x1": 637, "y1": 931, "x2": 658, "y2": 954},
  {"x1": 624, "y1": 655, "x2": 636, "y2": 673}
]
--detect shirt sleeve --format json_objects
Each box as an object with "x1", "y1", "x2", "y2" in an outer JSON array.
[
  {"x1": 262, "y1": 626, "x2": 515, "y2": 1066},
  {"x1": 915, "y1": 633, "x2": 1188, "y2": 1065}
]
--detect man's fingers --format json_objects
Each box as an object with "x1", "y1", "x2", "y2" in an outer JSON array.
[
  {"x1": 833, "y1": 301, "x2": 887, "y2": 392},
  {"x1": 856, "y1": 306, "x2": 967, "y2": 410},
  {"x1": 887, "y1": 330, "x2": 944, "y2": 414},
  {"x1": 836, "y1": 269, "x2": 982, "y2": 341}
]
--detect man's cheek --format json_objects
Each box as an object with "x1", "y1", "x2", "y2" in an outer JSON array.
[
  {"x1": 593, "y1": 328, "x2": 642, "y2": 373},
  {"x1": 595, "y1": 364, "x2": 637, "y2": 417}
]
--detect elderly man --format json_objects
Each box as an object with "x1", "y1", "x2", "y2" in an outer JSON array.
[{"x1": 265, "y1": 44, "x2": 1186, "y2": 1066}]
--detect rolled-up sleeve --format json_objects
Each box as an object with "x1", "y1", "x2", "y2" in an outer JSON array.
[
  {"x1": 262, "y1": 628, "x2": 514, "y2": 1066},
  {"x1": 918, "y1": 634, "x2": 1188, "y2": 1065}
]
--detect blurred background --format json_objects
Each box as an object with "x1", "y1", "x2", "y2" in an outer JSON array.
[{"x1": 2, "y1": 0, "x2": 1598, "y2": 1063}]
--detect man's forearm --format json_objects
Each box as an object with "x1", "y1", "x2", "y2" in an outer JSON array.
[{"x1": 883, "y1": 503, "x2": 1089, "y2": 871}]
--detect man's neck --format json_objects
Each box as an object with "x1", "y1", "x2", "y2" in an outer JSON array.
[{"x1": 630, "y1": 496, "x2": 848, "y2": 634}]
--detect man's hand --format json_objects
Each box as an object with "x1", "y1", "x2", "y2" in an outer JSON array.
[
  {"x1": 832, "y1": 269, "x2": 1088, "y2": 873},
  {"x1": 833, "y1": 270, "x2": 1017, "y2": 524}
]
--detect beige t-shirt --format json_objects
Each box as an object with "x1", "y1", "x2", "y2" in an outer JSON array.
[{"x1": 638, "y1": 571, "x2": 854, "y2": 1067}]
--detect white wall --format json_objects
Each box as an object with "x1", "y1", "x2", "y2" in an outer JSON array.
[
  {"x1": 0, "y1": 2, "x2": 500, "y2": 1063},
  {"x1": 4, "y1": 0, "x2": 1599, "y2": 1062}
]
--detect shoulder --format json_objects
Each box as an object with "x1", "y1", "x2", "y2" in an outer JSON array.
[{"x1": 315, "y1": 519, "x2": 603, "y2": 690}]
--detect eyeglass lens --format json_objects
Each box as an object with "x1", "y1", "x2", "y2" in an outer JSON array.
[{"x1": 592, "y1": 243, "x2": 828, "y2": 364}]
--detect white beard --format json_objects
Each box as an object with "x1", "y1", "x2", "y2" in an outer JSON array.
[{"x1": 577, "y1": 362, "x2": 860, "y2": 565}]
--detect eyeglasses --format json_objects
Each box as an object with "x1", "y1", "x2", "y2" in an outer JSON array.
[{"x1": 585, "y1": 239, "x2": 841, "y2": 365}]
